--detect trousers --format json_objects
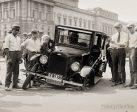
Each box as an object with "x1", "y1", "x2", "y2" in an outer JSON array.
[
  {"x1": 5, "y1": 51, "x2": 21, "y2": 87},
  {"x1": 129, "y1": 48, "x2": 137, "y2": 85},
  {"x1": 111, "y1": 48, "x2": 126, "y2": 83}
]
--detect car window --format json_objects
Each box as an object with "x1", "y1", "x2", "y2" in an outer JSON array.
[{"x1": 58, "y1": 29, "x2": 91, "y2": 48}]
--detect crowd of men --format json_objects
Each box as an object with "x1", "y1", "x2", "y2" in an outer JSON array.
[
  {"x1": 1, "y1": 22, "x2": 137, "y2": 91},
  {"x1": 2, "y1": 25, "x2": 53, "y2": 91},
  {"x1": 108, "y1": 22, "x2": 137, "y2": 89}
]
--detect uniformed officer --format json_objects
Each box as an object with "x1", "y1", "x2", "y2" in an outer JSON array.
[{"x1": 4, "y1": 25, "x2": 22, "y2": 91}]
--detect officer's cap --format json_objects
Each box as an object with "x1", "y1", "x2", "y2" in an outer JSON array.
[{"x1": 114, "y1": 22, "x2": 122, "y2": 28}]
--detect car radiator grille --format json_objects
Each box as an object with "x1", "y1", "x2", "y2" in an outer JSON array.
[{"x1": 48, "y1": 53, "x2": 67, "y2": 75}]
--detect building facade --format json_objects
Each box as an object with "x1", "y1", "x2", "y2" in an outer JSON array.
[{"x1": 0, "y1": 0, "x2": 124, "y2": 47}]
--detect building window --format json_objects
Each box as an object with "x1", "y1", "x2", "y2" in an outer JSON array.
[
  {"x1": 57, "y1": 16, "x2": 61, "y2": 24},
  {"x1": 83, "y1": 20, "x2": 87, "y2": 28},
  {"x1": 69, "y1": 18, "x2": 72, "y2": 26},
  {"x1": 4, "y1": 10, "x2": 8, "y2": 19},
  {"x1": 63, "y1": 17, "x2": 67, "y2": 25},
  {"x1": 57, "y1": 13, "x2": 61, "y2": 24},
  {"x1": 11, "y1": 9, "x2": 15, "y2": 18},
  {"x1": 92, "y1": 22, "x2": 95, "y2": 30},
  {"x1": 39, "y1": 11, "x2": 44, "y2": 20},
  {"x1": 88, "y1": 20, "x2": 91, "y2": 29},
  {"x1": 74, "y1": 17, "x2": 77, "y2": 26},
  {"x1": 79, "y1": 18, "x2": 82, "y2": 27},
  {"x1": 33, "y1": 10, "x2": 37, "y2": 19}
]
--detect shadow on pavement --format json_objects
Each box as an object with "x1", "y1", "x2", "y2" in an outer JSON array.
[
  {"x1": 0, "y1": 77, "x2": 131, "y2": 98},
  {"x1": 0, "y1": 100, "x2": 41, "y2": 112}
]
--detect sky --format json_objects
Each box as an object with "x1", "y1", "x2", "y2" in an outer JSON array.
[{"x1": 78, "y1": 0, "x2": 137, "y2": 22}]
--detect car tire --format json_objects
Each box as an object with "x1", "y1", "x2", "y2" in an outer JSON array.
[{"x1": 22, "y1": 74, "x2": 34, "y2": 90}]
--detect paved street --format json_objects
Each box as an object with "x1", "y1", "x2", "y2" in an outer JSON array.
[{"x1": 0, "y1": 57, "x2": 137, "y2": 112}]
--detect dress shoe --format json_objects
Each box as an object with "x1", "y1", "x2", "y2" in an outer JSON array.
[
  {"x1": 5, "y1": 87, "x2": 11, "y2": 91},
  {"x1": 12, "y1": 85, "x2": 21, "y2": 89},
  {"x1": 111, "y1": 83, "x2": 117, "y2": 87},
  {"x1": 130, "y1": 86, "x2": 137, "y2": 89},
  {"x1": 124, "y1": 84, "x2": 133, "y2": 87}
]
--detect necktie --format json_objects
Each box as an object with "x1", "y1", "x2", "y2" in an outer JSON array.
[{"x1": 117, "y1": 32, "x2": 120, "y2": 43}]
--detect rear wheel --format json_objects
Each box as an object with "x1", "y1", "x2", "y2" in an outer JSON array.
[{"x1": 22, "y1": 74, "x2": 34, "y2": 90}]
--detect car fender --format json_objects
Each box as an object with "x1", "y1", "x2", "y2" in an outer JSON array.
[
  {"x1": 30, "y1": 54, "x2": 41, "y2": 61},
  {"x1": 80, "y1": 66, "x2": 92, "y2": 77}
]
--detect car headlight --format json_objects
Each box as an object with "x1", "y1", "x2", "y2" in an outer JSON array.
[
  {"x1": 71, "y1": 62, "x2": 80, "y2": 72},
  {"x1": 39, "y1": 55, "x2": 48, "y2": 64}
]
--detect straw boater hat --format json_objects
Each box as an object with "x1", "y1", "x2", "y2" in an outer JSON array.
[
  {"x1": 126, "y1": 23, "x2": 135, "y2": 28},
  {"x1": 114, "y1": 22, "x2": 122, "y2": 28}
]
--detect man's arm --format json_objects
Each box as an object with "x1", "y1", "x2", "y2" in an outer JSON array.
[{"x1": 4, "y1": 35, "x2": 10, "y2": 57}]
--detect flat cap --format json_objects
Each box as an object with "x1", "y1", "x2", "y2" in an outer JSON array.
[
  {"x1": 12, "y1": 25, "x2": 20, "y2": 30},
  {"x1": 7, "y1": 29, "x2": 12, "y2": 33},
  {"x1": 23, "y1": 32, "x2": 27, "y2": 35},
  {"x1": 114, "y1": 22, "x2": 122, "y2": 28},
  {"x1": 126, "y1": 23, "x2": 135, "y2": 28},
  {"x1": 27, "y1": 32, "x2": 32, "y2": 36},
  {"x1": 31, "y1": 30, "x2": 38, "y2": 34}
]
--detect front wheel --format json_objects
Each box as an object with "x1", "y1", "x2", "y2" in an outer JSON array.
[{"x1": 22, "y1": 74, "x2": 34, "y2": 90}]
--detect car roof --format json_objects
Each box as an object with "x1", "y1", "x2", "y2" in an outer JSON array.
[{"x1": 56, "y1": 25, "x2": 107, "y2": 36}]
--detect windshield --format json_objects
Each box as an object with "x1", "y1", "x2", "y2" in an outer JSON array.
[{"x1": 58, "y1": 28, "x2": 91, "y2": 48}]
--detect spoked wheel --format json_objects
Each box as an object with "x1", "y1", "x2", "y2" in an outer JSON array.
[{"x1": 22, "y1": 74, "x2": 34, "y2": 90}]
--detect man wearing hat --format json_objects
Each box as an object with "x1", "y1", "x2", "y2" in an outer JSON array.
[
  {"x1": 110, "y1": 22, "x2": 128, "y2": 86},
  {"x1": 4, "y1": 25, "x2": 22, "y2": 91},
  {"x1": 126, "y1": 23, "x2": 137, "y2": 89},
  {"x1": 21, "y1": 30, "x2": 41, "y2": 70}
]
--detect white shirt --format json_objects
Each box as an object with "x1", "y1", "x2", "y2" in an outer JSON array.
[
  {"x1": 21, "y1": 38, "x2": 41, "y2": 52},
  {"x1": 128, "y1": 32, "x2": 137, "y2": 48},
  {"x1": 4, "y1": 34, "x2": 21, "y2": 51},
  {"x1": 110, "y1": 31, "x2": 128, "y2": 48}
]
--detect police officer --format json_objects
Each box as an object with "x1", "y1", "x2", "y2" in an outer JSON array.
[
  {"x1": 4, "y1": 25, "x2": 22, "y2": 91},
  {"x1": 110, "y1": 22, "x2": 128, "y2": 86}
]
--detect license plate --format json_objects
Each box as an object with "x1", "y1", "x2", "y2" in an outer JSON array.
[
  {"x1": 46, "y1": 73, "x2": 64, "y2": 85},
  {"x1": 48, "y1": 73, "x2": 63, "y2": 80}
]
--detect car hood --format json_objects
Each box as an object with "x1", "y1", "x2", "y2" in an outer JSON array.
[{"x1": 55, "y1": 46, "x2": 89, "y2": 56}]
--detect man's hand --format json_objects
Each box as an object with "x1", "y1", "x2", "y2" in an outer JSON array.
[
  {"x1": 4, "y1": 48, "x2": 10, "y2": 58},
  {"x1": 19, "y1": 59, "x2": 23, "y2": 64}
]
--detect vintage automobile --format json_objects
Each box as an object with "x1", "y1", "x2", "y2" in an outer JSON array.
[{"x1": 21, "y1": 25, "x2": 108, "y2": 90}]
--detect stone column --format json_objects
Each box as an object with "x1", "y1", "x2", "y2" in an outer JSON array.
[
  {"x1": 28, "y1": 0, "x2": 31, "y2": 19},
  {"x1": 21, "y1": 0, "x2": 27, "y2": 19},
  {"x1": 8, "y1": 2, "x2": 10, "y2": 19},
  {"x1": 1, "y1": 3, "x2": 4, "y2": 20},
  {"x1": 15, "y1": 1, "x2": 17, "y2": 18},
  {"x1": 17, "y1": 0, "x2": 20, "y2": 17}
]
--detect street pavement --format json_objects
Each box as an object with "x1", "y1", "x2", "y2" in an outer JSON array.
[{"x1": 0, "y1": 57, "x2": 137, "y2": 112}]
